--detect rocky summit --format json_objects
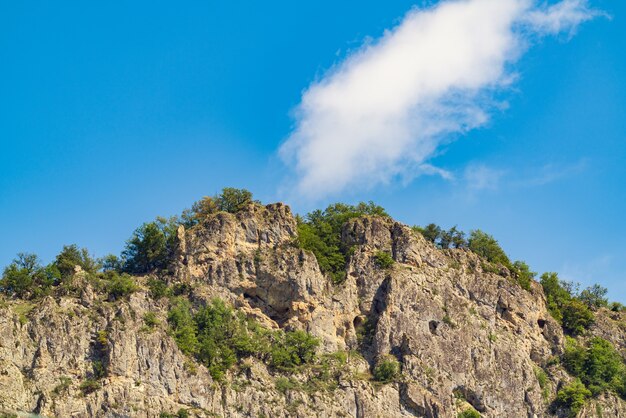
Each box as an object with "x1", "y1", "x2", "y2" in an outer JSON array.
[{"x1": 1, "y1": 200, "x2": 625, "y2": 418}]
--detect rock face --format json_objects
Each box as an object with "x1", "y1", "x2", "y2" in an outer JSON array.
[{"x1": 0, "y1": 203, "x2": 624, "y2": 417}]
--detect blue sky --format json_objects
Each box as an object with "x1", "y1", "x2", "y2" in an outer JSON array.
[{"x1": 1, "y1": 0, "x2": 625, "y2": 300}]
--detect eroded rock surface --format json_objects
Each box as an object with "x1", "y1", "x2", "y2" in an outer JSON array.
[{"x1": 0, "y1": 203, "x2": 623, "y2": 417}]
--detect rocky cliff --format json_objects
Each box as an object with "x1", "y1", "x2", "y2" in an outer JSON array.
[{"x1": 0, "y1": 202, "x2": 624, "y2": 418}]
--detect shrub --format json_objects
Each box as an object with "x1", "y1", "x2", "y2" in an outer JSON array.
[
  {"x1": 79, "y1": 378, "x2": 101, "y2": 395},
  {"x1": 107, "y1": 273, "x2": 138, "y2": 300},
  {"x1": 144, "y1": 312, "x2": 159, "y2": 328},
  {"x1": 167, "y1": 298, "x2": 198, "y2": 355},
  {"x1": 556, "y1": 379, "x2": 591, "y2": 417},
  {"x1": 296, "y1": 202, "x2": 388, "y2": 284},
  {"x1": 468, "y1": 230, "x2": 510, "y2": 267},
  {"x1": 373, "y1": 251, "x2": 394, "y2": 269},
  {"x1": 510, "y1": 261, "x2": 535, "y2": 291},
  {"x1": 373, "y1": 356, "x2": 400, "y2": 383},
  {"x1": 122, "y1": 217, "x2": 179, "y2": 274},
  {"x1": 148, "y1": 278, "x2": 170, "y2": 299},
  {"x1": 561, "y1": 299, "x2": 594, "y2": 336},
  {"x1": 1, "y1": 253, "x2": 60, "y2": 299},
  {"x1": 52, "y1": 376, "x2": 72, "y2": 395},
  {"x1": 564, "y1": 337, "x2": 624, "y2": 396},
  {"x1": 413, "y1": 224, "x2": 467, "y2": 249},
  {"x1": 271, "y1": 330, "x2": 319, "y2": 370},
  {"x1": 579, "y1": 284, "x2": 608, "y2": 309},
  {"x1": 275, "y1": 376, "x2": 298, "y2": 394},
  {"x1": 540, "y1": 272, "x2": 573, "y2": 323},
  {"x1": 457, "y1": 410, "x2": 481, "y2": 418},
  {"x1": 55, "y1": 244, "x2": 99, "y2": 279}
]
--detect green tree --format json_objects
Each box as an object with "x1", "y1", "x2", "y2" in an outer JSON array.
[
  {"x1": 561, "y1": 299, "x2": 594, "y2": 336},
  {"x1": 168, "y1": 298, "x2": 198, "y2": 355},
  {"x1": 510, "y1": 261, "x2": 535, "y2": 291},
  {"x1": 271, "y1": 330, "x2": 319, "y2": 370},
  {"x1": 101, "y1": 254, "x2": 122, "y2": 272},
  {"x1": 107, "y1": 273, "x2": 138, "y2": 300},
  {"x1": 585, "y1": 338, "x2": 624, "y2": 394},
  {"x1": 468, "y1": 230, "x2": 510, "y2": 266},
  {"x1": 579, "y1": 284, "x2": 608, "y2": 309},
  {"x1": 540, "y1": 272, "x2": 572, "y2": 323},
  {"x1": 1, "y1": 253, "x2": 59, "y2": 299},
  {"x1": 215, "y1": 187, "x2": 254, "y2": 214},
  {"x1": 54, "y1": 244, "x2": 99, "y2": 279},
  {"x1": 556, "y1": 379, "x2": 592, "y2": 417},
  {"x1": 122, "y1": 217, "x2": 179, "y2": 274},
  {"x1": 373, "y1": 356, "x2": 400, "y2": 383},
  {"x1": 413, "y1": 223, "x2": 441, "y2": 244},
  {"x1": 296, "y1": 202, "x2": 388, "y2": 284}
]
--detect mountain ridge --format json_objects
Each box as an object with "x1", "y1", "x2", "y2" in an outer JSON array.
[{"x1": 1, "y1": 193, "x2": 625, "y2": 418}]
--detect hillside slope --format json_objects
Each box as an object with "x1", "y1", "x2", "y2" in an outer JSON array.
[{"x1": 0, "y1": 202, "x2": 625, "y2": 418}]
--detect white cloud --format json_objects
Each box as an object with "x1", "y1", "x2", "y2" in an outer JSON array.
[
  {"x1": 464, "y1": 164, "x2": 504, "y2": 190},
  {"x1": 280, "y1": 0, "x2": 598, "y2": 199}
]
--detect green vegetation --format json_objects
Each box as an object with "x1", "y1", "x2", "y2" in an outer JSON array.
[
  {"x1": 414, "y1": 224, "x2": 467, "y2": 249},
  {"x1": 562, "y1": 337, "x2": 624, "y2": 395},
  {"x1": 556, "y1": 379, "x2": 592, "y2": 417},
  {"x1": 457, "y1": 410, "x2": 481, "y2": 418},
  {"x1": 540, "y1": 272, "x2": 600, "y2": 335},
  {"x1": 373, "y1": 355, "x2": 400, "y2": 383},
  {"x1": 296, "y1": 202, "x2": 388, "y2": 284},
  {"x1": 79, "y1": 378, "x2": 102, "y2": 395},
  {"x1": 534, "y1": 366, "x2": 550, "y2": 400},
  {"x1": 0, "y1": 253, "x2": 60, "y2": 298},
  {"x1": 55, "y1": 244, "x2": 99, "y2": 279},
  {"x1": 373, "y1": 251, "x2": 394, "y2": 269},
  {"x1": 106, "y1": 272, "x2": 138, "y2": 300},
  {"x1": 168, "y1": 297, "x2": 319, "y2": 380},
  {"x1": 122, "y1": 216, "x2": 179, "y2": 274},
  {"x1": 413, "y1": 225, "x2": 535, "y2": 290},
  {"x1": 143, "y1": 312, "x2": 159, "y2": 329},
  {"x1": 467, "y1": 230, "x2": 510, "y2": 267},
  {"x1": 271, "y1": 330, "x2": 320, "y2": 370},
  {"x1": 52, "y1": 376, "x2": 72, "y2": 396},
  {"x1": 181, "y1": 187, "x2": 257, "y2": 227}
]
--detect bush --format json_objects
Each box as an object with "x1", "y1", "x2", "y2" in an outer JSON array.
[
  {"x1": 296, "y1": 202, "x2": 388, "y2": 284},
  {"x1": 556, "y1": 379, "x2": 591, "y2": 417},
  {"x1": 563, "y1": 337, "x2": 624, "y2": 396},
  {"x1": 579, "y1": 284, "x2": 608, "y2": 309},
  {"x1": 468, "y1": 230, "x2": 510, "y2": 267},
  {"x1": 540, "y1": 272, "x2": 573, "y2": 323},
  {"x1": 148, "y1": 278, "x2": 170, "y2": 299},
  {"x1": 510, "y1": 261, "x2": 535, "y2": 291},
  {"x1": 144, "y1": 312, "x2": 159, "y2": 328},
  {"x1": 561, "y1": 299, "x2": 594, "y2": 336},
  {"x1": 373, "y1": 251, "x2": 394, "y2": 269},
  {"x1": 0, "y1": 253, "x2": 60, "y2": 299},
  {"x1": 167, "y1": 298, "x2": 198, "y2": 355},
  {"x1": 271, "y1": 330, "x2": 320, "y2": 370},
  {"x1": 168, "y1": 298, "x2": 279, "y2": 380},
  {"x1": 457, "y1": 410, "x2": 481, "y2": 418},
  {"x1": 122, "y1": 217, "x2": 179, "y2": 274},
  {"x1": 79, "y1": 378, "x2": 101, "y2": 395},
  {"x1": 373, "y1": 356, "x2": 400, "y2": 383},
  {"x1": 106, "y1": 273, "x2": 138, "y2": 300},
  {"x1": 413, "y1": 224, "x2": 467, "y2": 249},
  {"x1": 55, "y1": 244, "x2": 99, "y2": 279}
]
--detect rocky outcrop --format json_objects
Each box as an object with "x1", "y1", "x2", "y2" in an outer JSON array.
[{"x1": 0, "y1": 203, "x2": 624, "y2": 417}]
